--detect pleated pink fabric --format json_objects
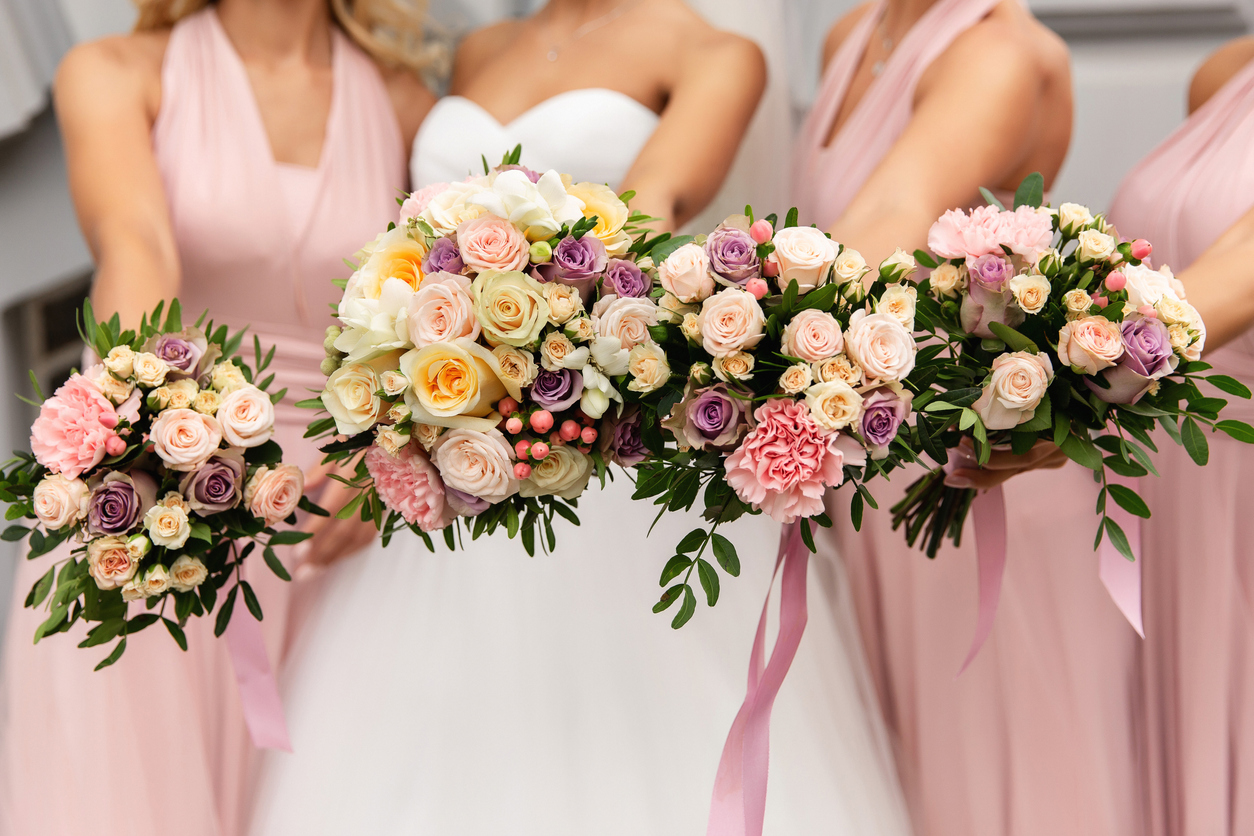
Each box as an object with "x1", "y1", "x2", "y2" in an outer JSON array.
[
  {"x1": 1107, "y1": 56, "x2": 1254, "y2": 836},
  {"x1": 792, "y1": 3, "x2": 1146, "y2": 834},
  {"x1": 0, "y1": 9, "x2": 404, "y2": 835}
]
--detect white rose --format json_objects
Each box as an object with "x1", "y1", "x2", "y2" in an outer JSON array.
[
  {"x1": 493, "y1": 345, "x2": 539, "y2": 388},
  {"x1": 544, "y1": 282, "x2": 585, "y2": 325},
  {"x1": 217, "y1": 384, "x2": 275, "y2": 448},
  {"x1": 103, "y1": 346, "x2": 135, "y2": 379},
  {"x1": 1077, "y1": 229, "x2": 1116, "y2": 262},
  {"x1": 431, "y1": 428, "x2": 519, "y2": 504},
  {"x1": 211, "y1": 362, "x2": 247, "y2": 393},
  {"x1": 1008, "y1": 273, "x2": 1051, "y2": 315},
  {"x1": 805, "y1": 380, "x2": 864, "y2": 431},
  {"x1": 470, "y1": 169, "x2": 585, "y2": 242},
  {"x1": 519, "y1": 445, "x2": 593, "y2": 499},
  {"x1": 627, "y1": 343, "x2": 671, "y2": 394},
  {"x1": 843, "y1": 310, "x2": 916, "y2": 382},
  {"x1": 1058, "y1": 202, "x2": 1094, "y2": 234},
  {"x1": 420, "y1": 180, "x2": 489, "y2": 237},
  {"x1": 540, "y1": 331, "x2": 589, "y2": 372},
  {"x1": 657, "y1": 243, "x2": 714, "y2": 303},
  {"x1": 875, "y1": 283, "x2": 918, "y2": 330},
  {"x1": 33, "y1": 474, "x2": 89, "y2": 530},
  {"x1": 930, "y1": 263, "x2": 965, "y2": 298},
  {"x1": 1124, "y1": 263, "x2": 1184, "y2": 311},
  {"x1": 779, "y1": 363, "x2": 813, "y2": 395},
  {"x1": 812, "y1": 354, "x2": 863, "y2": 387},
  {"x1": 144, "y1": 504, "x2": 191, "y2": 549},
  {"x1": 713, "y1": 351, "x2": 755, "y2": 382},
  {"x1": 169, "y1": 555, "x2": 208, "y2": 592},
  {"x1": 133, "y1": 352, "x2": 169, "y2": 388},
  {"x1": 770, "y1": 227, "x2": 837, "y2": 294},
  {"x1": 832, "y1": 247, "x2": 869, "y2": 287}
]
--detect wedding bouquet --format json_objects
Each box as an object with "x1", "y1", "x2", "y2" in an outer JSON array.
[
  {"x1": 633, "y1": 210, "x2": 930, "y2": 626},
  {"x1": 0, "y1": 301, "x2": 314, "y2": 669},
  {"x1": 304, "y1": 149, "x2": 672, "y2": 554},
  {"x1": 892, "y1": 175, "x2": 1254, "y2": 557}
]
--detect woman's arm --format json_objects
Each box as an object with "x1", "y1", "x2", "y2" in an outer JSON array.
[
  {"x1": 55, "y1": 37, "x2": 179, "y2": 330},
  {"x1": 1176, "y1": 204, "x2": 1254, "y2": 353},
  {"x1": 618, "y1": 33, "x2": 766, "y2": 231}
]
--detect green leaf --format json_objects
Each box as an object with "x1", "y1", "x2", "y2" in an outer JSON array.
[
  {"x1": 1103, "y1": 454, "x2": 1147, "y2": 478},
  {"x1": 676, "y1": 528, "x2": 706, "y2": 554},
  {"x1": 959, "y1": 407, "x2": 977, "y2": 431},
  {"x1": 653, "y1": 583, "x2": 683, "y2": 613},
  {"x1": 78, "y1": 617, "x2": 125, "y2": 648},
  {"x1": 987, "y1": 321, "x2": 1038, "y2": 354},
  {"x1": 850, "y1": 490, "x2": 865, "y2": 531},
  {"x1": 696, "y1": 558, "x2": 720, "y2": 607},
  {"x1": 979, "y1": 187, "x2": 1006, "y2": 211},
  {"x1": 244, "y1": 440, "x2": 283, "y2": 466},
  {"x1": 710, "y1": 533, "x2": 740, "y2": 577},
  {"x1": 189, "y1": 521, "x2": 212, "y2": 543},
  {"x1": 671, "y1": 584, "x2": 696, "y2": 629},
  {"x1": 551, "y1": 502, "x2": 580, "y2": 527},
  {"x1": 798, "y1": 283, "x2": 839, "y2": 312},
  {"x1": 268, "y1": 530, "x2": 314, "y2": 546},
  {"x1": 94, "y1": 638, "x2": 127, "y2": 671},
  {"x1": 1216, "y1": 419, "x2": 1254, "y2": 444},
  {"x1": 213, "y1": 585, "x2": 238, "y2": 637},
  {"x1": 784, "y1": 207, "x2": 799, "y2": 229},
  {"x1": 658, "y1": 554, "x2": 691, "y2": 586},
  {"x1": 1013, "y1": 172, "x2": 1045, "y2": 209},
  {"x1": 163, "y1": 618, "x2": 188, "y2": 651},
  {"x1": 1015, "y1": 392, "x2": 1053, "y2": 433},
  {"x1": 2, "y1": 524, "x2": 28, "y2": 542},
  {"x1": 1180, "y1": 416, "x2": 1209, "y2": 465},
  {"x1": 1052, "y1": 411, "x2": 1071, "y2": 448},
  {"x1": 913, "y1": 249, "x2": 939, "y2": 269},
  {"x1": 240, "y1": 580, "x2": 263, "y2": 621},
  {"x1": 334, "y1": 492, "x2": 365, "y2": 520},
  {"x1": 24, "y1": 565, "x2": 55, "y2": 608},
  {"x1": 163, "y1": 298, "x2": 182, "y2": 332},
  {"x1": 1060, "y1": 432, "x2": 1103, "y2": 470},
  {"x1": 262, "y1": 546, "x2": 292, "y2": 581},
  {"x1": 1103, "y1": 516, "x2": 1136, "y2": 561},
  {"x1": 1107, "y1": 484, "x2": 1151, "y2": 518},
  {"x1": 1205, "y1": 374, "x2": 1252, "y2": 399}
]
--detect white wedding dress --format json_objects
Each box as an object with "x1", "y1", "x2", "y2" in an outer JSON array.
[{"x1": 249, "y1": 10, "x2": 913, "y2": 836}]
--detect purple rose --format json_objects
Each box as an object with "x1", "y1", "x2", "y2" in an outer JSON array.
[
  {"x1": 533, "y1": 234, "x2": 607, "y2": 303},
  {"x1": 529, "y1": 368, "x2": 584, "y2": 412},
  {"x1": 601, "y1": 408, "x2": 648, "y2": 467},
  {"x1": 86, "y1": 471, "x2": 157, "y2": 536},
  {"x1": 705, "y1": 225, "x2": 761, "y2": 284},
  {"x1": 603, "y1": 259, "x2": 649, "y2": 298},
  {"x1": 178, "y1": 451, "x2": 245, "y2": 514},
  {"x1": 146, "y1": 327, "x2": 211, "y2": 380},
  {"x1": 960, "y1": 256, "x2": 1025, "y2": 339},
  {"x1": 860, "y1": 386, "x2": 911, "y2": 451},
  {"x1": 661, "y1": 383, "x2": 751, "y2": 451},
  {"x1": 967, "y1": 255, "x2": 1014, "y2": 290},
  {"x1": 495, "y1": 164, "x2": 542, "y2": 183},
  {"x1": 1087, "y1": 317, "x2": 1176, "y2": 404},
  {"x1": 446, "y1": 487, "x2": 491, "y2": 517},
  {"x1": 424, "y1": 237, "x2": 464, "y2": 275}
]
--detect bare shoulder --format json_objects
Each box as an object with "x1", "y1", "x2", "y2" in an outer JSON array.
[
  {"x1": 928, "y1": 3, "x2": 1068, "y2": 97},
  {"x1": 450, "y1": 19, "x2": 521, "y2": 85},
  {"x1": 378, "y1": 67, "x2": 436, "y2": 146},
  {"x1": 662, "y1": 2, "x2": 765, "y2": 92},
  {"x1": 55, "y1": 31, "x2": 168, "y2": 121},
  {"x1": 822, "y1": 2, "x2": 876, "y2": 72},
  {"x1": 1189, "y1": 36, "x2": 1254, "y2": 113}
]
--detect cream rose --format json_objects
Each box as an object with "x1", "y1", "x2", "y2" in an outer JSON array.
[
  {"x1": 33, "y1": 474, "x2": 89, "y2": 530},
  {"x1": 843, "y1": 310, "x2": 916, "y2": 383},
  {"x1": 149, "y1": 408, "x2": 223, "y2": 471},
  {"x1": 380, "y1": 370, "x2": 409, "y2": 398},
  {"x1": 134, "y1": 352, "x2": 169, "y2": 388},
  {"x1": 456, "y1": 215, "x2": 530, "y2": 273},
  {"x1": 87, "y1": 535, "x2": 137, "y2": 590},
  {"x1": 386, "y1": 401, "x2": 411, "y2": 423},
  {"x1": 492, "y1": 345, "x2": 539, "y2": 389},
  {"x1": 1124, "y1": 263, "x2": 1185, "y2": 311},
  {"x1": 164, "y1": 378, "x2": 198, "y2": 410},
  {"x1": 697, "y1": 288, "x2": 765, "y2": 357},
  {"x1": 1057, "y1": 315, "x2": 1124, "y2": 375},
  {"x1": 141, "y1": 565, "x2": 171, "y2": 597},
  {"x1": 401, "y1": 338, "x2": 517, "y2": 431},
  {"x1": 160, "y1": 491, "x2": 190, "y2": 513},
  {"x1": 217, "y1": 385, "x2": 275, "y2": 449},
  {"x1": 245, "y1": 464, "x2": 304, "y2": 527},
  {"x1": 594, "y1": 295, "x2": 658, "y2": 351},
  {"x1": 1063, "y1": 288, "x2": 1092, "y2": 318},
  {"x1": 103, "y1": 346, "x2": 135, "y2": 379},
  {"x1": 805, "y1": 380, "x2": 864, "y2": 430},
  {"x1": 812, "y1": 354, "x2": 863, "y2": 387},
  {"x1": 779, "y1": 363, "x2": 813, "y2": 395},
  {"x1": 770, "y1": 227, "x2": 837, "y2": 294},
  {"x1": 1058, "y1": 202, "x2": 1094, "y2": 233},
  {"x1": 544, "y1": 282, "x2": 584, "y2": 325},
  {"x1": 121, "y1": 578, "x2": 145, "y2": 602},
  {"x1": 658, "y1": 243, "x2": 714, "y2": 304},
  {"x1": 431, "y1": 428, "x2": 519, "y2": 504},
  {"x1": 1008, "y1": 273, "x2": 1051, "y2": 315},
  {"x1": 412, "y1": 422, "x2": 443, "y2": 450},
  {"x1": 377, "y1": 426, "x2": 411, "y2": 456},
  {"x1": 472, "y1": 270, "x2": 550, "y2": 347},
  {"x1": 169, "y1": 555, "x2": 208, "y2": 592},
  {"x1": 1077, "y1": 229, "x2": 1116, "y2": 262},
  {"x1": 193, "y1": 389, "x2": 221, "y2": 415},
  {"x1": 875, "y1": 283, "x2": 918, "y2": 330},
  {"x1": 354, "y1": 225, "x2": 428, "y2": 299},
  {"x1": 567, "y1": 316, "x2": 597, "y2": 342},
  {"x1": 1155, "y1": 296, "x2": 1196, "y2": 327},
  {"x1": 519, "y1": 445, "x2": 593, "y2": 500},
  {"x1": 880, "y1": 248, "x2": 917, "y2": 281},
  {"x1": 972, "y1": 351, "x2": 1054, "y2": 430},
  {"x1": 540, "y1": 332, "x2": 588, "y2": 372},
  {"x1": 407, "y1": 272, "x2": 480, "y2": 348},
  {"x1": 211, "y1": 362, "x2": 247, "y2": 393},
  {"x1": 713, "y1": 351, "x2": 755, "y2": 382},
  {"x1": 322, "y1": 361, "x2": 384, "y2": 436},
  {"x1": 656, "y1": 291, "x2": 696, "y2": 325},
  {"x1": 930, "y1": 263, "x2": 965, "y2": 298},
  {"x1": 627, "y1": 343, "x2": 671, "y2": 394},
  {"x1": 420, "y1": 180, "x2": 489, "y2": 237},
  {"x1": 681, "y1": 312, "x2": 702, "y2": 343},
  {"x1": 833, "y1": 247, "x2": 869, "y2": 287},
  {"x1": 781, "y1": 309, "x2": 844, "y2": 362},
  {"x1": 144, "y1": 504, "x2": 190, "y2": 549},
  {"x1": 568, "y1": 182, "x2": 632, "y2": 256},
  {"x1": 87, "y1": 365, "x2": 134, "y2": 404}
]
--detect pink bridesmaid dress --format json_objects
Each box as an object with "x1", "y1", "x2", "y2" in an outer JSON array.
[
  {"x1": 1107, "y1": 56, "x2": 1254, "y2": 836},
  {"x1": 0, "y1": 9, "x2": 404, "y2": 835},
  {"x1": 793, "y1": 1, "x2": 1145, "y2": 834}
]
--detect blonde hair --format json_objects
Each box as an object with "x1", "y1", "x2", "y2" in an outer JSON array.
[{"x1": 133, "y1": 0, "x2": 445, "y2": 77}]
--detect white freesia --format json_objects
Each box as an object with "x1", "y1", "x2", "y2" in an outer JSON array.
[
  {"x1": 419, "y1": 180, "x2": 488, "y2": 237},
  {"x1": 589, "y1": 336, "x2": 630, "y2": 377},
  {"x1": 470, "y1": 170, "x2": 585, "y2": 242},
  {"x1": 334, "y1": 276, "x2": 414, "y2": 362},
  {"x1": 580, "y1": 364, "x2": 622, "y2": 419}
]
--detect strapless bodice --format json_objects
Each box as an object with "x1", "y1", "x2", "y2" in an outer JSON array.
[{"x1": 411, "y1": 88, "x2": 659, "y2": 188}]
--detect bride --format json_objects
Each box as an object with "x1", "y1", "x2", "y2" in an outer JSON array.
[{"x1": 250, "y1": 2, "x2": 912, "y2": 834}]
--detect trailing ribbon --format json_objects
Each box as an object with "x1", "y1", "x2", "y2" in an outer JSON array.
[
  {"x1": 959, "y1": 485, "x2": 1007, "y2": 674},
  {"x1": 224, "y1": 612, "x2": 292, "y2": 751},
  {"x1": 1098, "y1": 474, "x2": 1144, "y2": 637},
  {"x1": 707, "y1": 520, "x2": 810, "y2": 836}
]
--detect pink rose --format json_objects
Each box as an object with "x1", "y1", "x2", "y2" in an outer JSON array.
[
  {"x1": 456, "y1": 215, "x2": 530, "y2": 273},
  {"x1": 364, "y1": 441, "x2": 450, "y2": 532},
  {"x1": 658, "y1": 243, "x2": 714, "y2": 303},
  {"x1": 33, "y1": 474, "x2": 90, "y2": 530},
  {"x1": 725, "y1": 398, "x2": 865, "y2": 523},
  {"x1": 995, "y1": 206, "x2": 1054, "y2": 262},
  {"x1": 149, "y1": 408, "x2": 223, "y2": 471},
  {"x1": 780, "y1": 309, "x2": 843, "y2": 361},
  {"x1": 430, "y1": 428, "x2": 518, "y2": 505},
  {"x1": 768, "y1": 227, "x2": 837, "y2": 294},
  {"x1": 407, "y1": 272, "x2": 480, "y2": 347},
  {"x1": 972, "y1": 351, "x2": 1054, "y2": 430},
  {"x1": 593, "y1": 294, "x2": 659, "y2": 351},
  {"x1": 1057, "y1": 316, "x2": 1124, "y2": 375},
  {"x1": 399, "y1": 182, "x2": 451, "y2": 222},
  {"x1": 30, "y1": 374, "x2": 125, "y2": 479},
  {"x1": 217, "y1": 385, "x2": 275, "y2": 448},
  {"x1": 697, "y1": 288, "x2": 765, "y2": 357},
  {"x1": 926, "y1": 205, "x2": 1002, "y2": 260},
  {"x1": 87, "y1": 535, "x2": 138, "y2": 590},
  {"x1": 244, "y1": 463, "x2": 305, "y2": 527},
  {"x1": 843, "y1": 310, "x2": 916, "y2": 383}
]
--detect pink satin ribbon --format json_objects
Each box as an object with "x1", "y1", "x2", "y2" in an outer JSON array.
[
  {"x1": 225, "y1": 611, "x2": 292, "y2": 751},
  {"x1": 1098, "y1": 474, "x2": 1144, "y2": 638},
  {"x1": 707, "y1": 520, "x2": 810, "y2": 836}
]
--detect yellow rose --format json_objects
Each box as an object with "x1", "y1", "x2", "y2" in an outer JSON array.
[
  {"x1": 568, "y1": 182, "x2": 631, "y2": 256},
  {"x1": 471, "y1": 271, "x2": 550, "y2": 347},
  {"x1": 354, "y1": 226, "x2": 427, "y2": 300},
  {"x1": 400, "y1": 338, "x2": 520, "y2": 431}
]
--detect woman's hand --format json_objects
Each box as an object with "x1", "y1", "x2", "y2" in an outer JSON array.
[
  {"x1": 298, "y1": 460, "x2": 380, "y2": 568},
  {"x1": 943, "y1": 438, "x2": 1068, "y2": 491}
]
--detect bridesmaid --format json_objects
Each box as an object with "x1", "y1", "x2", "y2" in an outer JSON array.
[
  {"x1": 793, "y1": 1, "x2": 1149, "y2": 835},
  {"x1": 1108, "y1": 36, "x2": 1254, "y2": 836},
  {"x1": 0, "y1": 0, "x2": 432, "y2": 833}
]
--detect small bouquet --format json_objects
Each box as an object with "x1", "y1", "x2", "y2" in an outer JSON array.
[
  {"x1": 632, "y1": 209, "x2": 930, "y2": 626},
  {"x1": 304, "y1": 148, "x2": 674, "y2": 554},
  {"x1": 892, "y1": 175, "x2": 1254, "y2": 557},
  {"x1": 0, "y1": 301, "x2": 315, "y2": 669}
]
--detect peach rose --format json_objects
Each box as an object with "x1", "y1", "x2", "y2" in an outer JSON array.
[
  {"x1": 972, "y1": 351, "x2": 1054, "y2": 430},
  {"x1": 779, "y1": 363, "x2": 813, "y2": 395},
  {"x1": 354, "y1": 226, "x2": 427, "y2": 299},
  {"x1": 492, "y1": 345, "x2": 539, "y2": 389},
  {"x1": 875, "y1": 283, "x2": 917, "y2": 330},
  {"x1": 780, "y1": 309, "x2": 843, "y2": 362},
  {"x1": 843, "y1": 310, "x2": 916, "y2": 383},
  {"x1": 658, "y1": 243, "x2": 714, "y2": 303},
  {"x1": 697, "y1": 288, "x2": 765, "y2": 357},
  {"x1": 519, "y1": 445, "x2": 593, "y2": 500},
  {"x1": 407, "y1": 272, "x2": 480, "y2": 348},
  {"x1": 245, "y1": 464, "x2": 304, "y2": 527},
  {"x1": 1057, "y1": 316, "x2": 1124, "y2": 375},
  {"x1": 430, "y1": 428, "x2": 519, "y2": 504},
  {"x1": 769, "y1": 227, "x2": 837, "y2": 294},
  {"x1": 812, "y1": 354, "x2": 863, "y2": 387},
  {"x1": 713, "y1": 351, "x2": 755, "y2": 382},
  {"x1": 87, "y1": 535, "x2": 138, "y2": 590},
  {"x1": 149, "y1": 408, "x2": 223, "y2": 471},
  {"x1": 217, "y1": 385, "x2": 275, "y2": 448},
  {"x1": 33, "y1": 474, "x2": 90, "y2": 530},
  {"x1": 805, "y1": 380, "x2": 864, "y2": 431},
  {"x1": 930, "y1": 263, "x2": 965, "y2": 298},
  {"x1": 540, "y1": 332, "x2": 588, "y2": 372},
  {"x1": 169, "y1": 555, "x2": 208, "y2": 592},
  {"x1": 594, "y1": 295, "x2": 658, "y2": 351},
  {"x1": 456, "y1": 215, "x2": 530, "y2": 273},
  {"x1": 321, "y1": 357, "x2": 391, "y2": 436},
  {"x1": 400, "y1": 338, "x2": 519, "y2": 432},
  {"x1": 144, "y1": 504, "x2": 190, "y2": 549},
  {"x1": 1008, "y1": 274, "x2": 1051, "y2": 315},
  {"x1": 543, "y1": 282, "x2": 584, "y2": 325}
]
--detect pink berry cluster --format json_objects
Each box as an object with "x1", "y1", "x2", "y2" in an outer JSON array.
[{"x1": 498, "y1": 397, "x2": 599, "y2": 480}]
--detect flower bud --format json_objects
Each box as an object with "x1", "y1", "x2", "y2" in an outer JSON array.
[
  {"x1": 529, "y1": 241, "x2": 553, "y2": 264},
  {"x1": 320, "y1": 357, "x2": 339, "y2": 376},
  {"x1": 323, "y1": 325, "x2": 342, "y2": 355},
  {"x1": 689, "y1": 361, "x2": 713, "y2": 386}
]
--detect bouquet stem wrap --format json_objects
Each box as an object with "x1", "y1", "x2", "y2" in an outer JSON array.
[
  {"x1": 707, "y1": 521, "x2": 810, "y2": 836},
  {"x1": 225, "y1": 605, "x2": 292, "y2": 751}
]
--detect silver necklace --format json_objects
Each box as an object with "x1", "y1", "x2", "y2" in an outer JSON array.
[
  {"x1": 544, "y1": 0, "x2": 640, "y2": 62},
  {"x1": 872, "y1": 16, "x2": 895, "y2": 77}
]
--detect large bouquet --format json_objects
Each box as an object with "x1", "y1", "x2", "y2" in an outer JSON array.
[
  {"x1": 634, "y1": 210, "x2": 929, "y2": 626},
  {"x1": 892, "y1": 175, "x2": 1254, "y2": 557},
  {"x1": 0, "y1": 301, "x2": 314, "y2": 669},
  {"x1": 304, "y1": 149, "x2": 674, "y2": 554}
]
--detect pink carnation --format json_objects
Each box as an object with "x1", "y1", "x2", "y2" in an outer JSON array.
[
  {"x1": 995, "y1": 205, "x2": 1054, "y2": 262},
  {"x1": 927, "y1": 205, "x2": 1002, "y2": 260},
  {"x1": 725, "y1": 398, "x2": 864, "y2": 524},
  {"x1": 30, "y1": 374, "x2": 124, "y2": 479},
  {"x1": 365, "y1": 441, "x2": 451, "y2": 532},
  {"x1": 399, "y1": 182, "x2": 451, "y2": 222}
]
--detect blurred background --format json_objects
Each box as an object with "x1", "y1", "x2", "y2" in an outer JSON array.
[{"x1": 0, "y1": 0, "x2": 1246, "y2": 635}]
